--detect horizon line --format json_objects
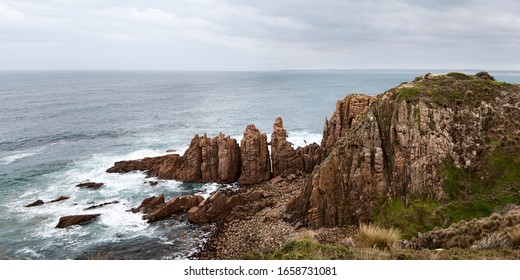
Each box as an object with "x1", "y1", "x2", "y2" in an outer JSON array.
[{"x1": 1, "y1": 68, "x2": 519, "y2": 73}]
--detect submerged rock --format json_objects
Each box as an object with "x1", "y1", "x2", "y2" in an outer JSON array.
[
  {"x1": 25, "y1": 200, "x2": 44, "y2": 207},
  {"x1": 84, "y1": 200, "x2": 119, "y2": 210},
  {"x1": 56, "y1": 214, "x2": 101, "y2": 228},
  {"x1": 76, "y1": 182, "x2": 104, "y2": 189},
  {"x1": 49, "y1": 196, "x2": 70, "y2": 203}
]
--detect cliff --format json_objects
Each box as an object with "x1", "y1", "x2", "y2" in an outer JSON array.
[{"x1": 288, "y1": 72, "x2": 520, "y2": 229}]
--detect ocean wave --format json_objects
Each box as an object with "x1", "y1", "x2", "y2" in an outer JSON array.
[{"x1": 0, "y1": 147, "x2": 47, "y2": 165}]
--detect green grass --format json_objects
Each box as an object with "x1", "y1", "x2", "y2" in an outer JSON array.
[
  {"x1": 244, "y1": 239, "x2": 354, "y2": 260},
  {"x1": 373, "y1": 147, "x2": 520, "y2": 239},
  {"x1": 396, "y1": 87, "x2": 420, "y2": 102},
  {"x1": 373, "y1": 198, "x2": 443, "y2": 239},
  {"x1": 447, "y1": 72, "x2": 472, "y2": 80}
]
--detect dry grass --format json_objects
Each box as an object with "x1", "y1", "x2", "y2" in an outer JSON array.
[
  {"x1": 414, "y1": 209, "x2": 520, "y2": 249},
  {"x1": 356, "y1": 224, "x2": 401, "y2": 250},
  {"x1": 470, "y1": 232, "x2": 508, "y2": 250},
  {"x1": 507, "y1": 226, "x2": 520, "y2": 248}
]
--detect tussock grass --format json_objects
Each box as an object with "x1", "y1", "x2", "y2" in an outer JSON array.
[
  {"x1": 356, "y1": 224, "x2": 401, "y2": 250},
  {"x1": 471, "y1": 232, "x2": 508, "y2": 250},
  {"x1": 507, "y1": 226, "x2": 520, "y2": 248}
]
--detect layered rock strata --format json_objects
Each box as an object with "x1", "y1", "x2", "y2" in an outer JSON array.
[
  {"x1": 107, "y1": 119, "x2": 322, "y2": 185},
  {"x1": 321, "y1": 94, "x2": 375, "y2": 157},
  {"x1": 289, "y1": 73, "x2": 520, "y2": 228},
  {"x1": 107, "y1": 133, "x2": 240, "y2": 183},
  {"x1": 271, "y1": 117, "x2": 304, "y2": 177},
  {"x1": 188, "y1": 190, "x2": 266, "y2": 223},
  {"x1": 238, "y1": 125, "x2": 271, "y2": 184}
]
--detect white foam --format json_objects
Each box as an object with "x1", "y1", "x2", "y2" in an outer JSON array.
[
  {"x1": 1, "y1": 151, "x2": 40, "y2": 165},
  {"x1": 15, "y1": 248, "x2": 43, "y2": 258},
  {"x1": 196, "y1": 183, "x2": 220, "y2": 199},
  {"x1": 287, "y1": 131, "x2": 322, "y2": 147}
]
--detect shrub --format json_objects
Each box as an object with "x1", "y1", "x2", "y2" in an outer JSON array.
[
  {"x1": 357, "y1": 224, "x2": 401, "y2": 250},
  {"x1": 447, "y1": 72, "x2": 472, "y2": 80}
]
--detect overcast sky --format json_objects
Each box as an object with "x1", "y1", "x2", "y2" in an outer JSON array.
[{"x1": 1, "y1": 0, "x2": 519, "y2": 70}]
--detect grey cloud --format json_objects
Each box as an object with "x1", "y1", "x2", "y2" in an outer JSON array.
[{"x1": 1, "y1": 0, "x2": 519, "y2": 70}]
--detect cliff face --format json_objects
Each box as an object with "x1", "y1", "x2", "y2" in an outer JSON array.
[
  {"x1": 289, "y1": 73, "x2": 520, "y2": 228},
  {"x1": 321, "y1": 94, "x2": 375, "y2": 157}
]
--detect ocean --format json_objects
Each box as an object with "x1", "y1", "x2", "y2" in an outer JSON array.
[{"x1": 1, "y1": 70, "x2": 519, "y2": 259}]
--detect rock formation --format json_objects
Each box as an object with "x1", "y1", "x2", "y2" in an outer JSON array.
[
  {"x1": 321, "y1": 94, "x2": 375, "y2": 157},
  {"x1": 107, "y1": 134, "x2": 240, "y2": 184},
  {"x1": 238, "y1": 125, "x2": 271, "y2": 184},
  {"x1": 289, "y1": 73, "x2": 520, "y2": 228},
  {"x1": 131, "y1": 194, "x2": 165, "y2": 214},
  {"x1": 295, "y1": 143, "x2": 322, "y2": 174},
  {"x1": 144, "y1": 194, "x2": 204, "y2": 223},
  {"x1": 56, "y1": 214, "x2": 101, "y2": 228},
  {"x1": 271, "y1": 117, "x2": 304, "y2": 177},
  {"x1": 188, "y1": 190, "x2": 266, "y2": 223}
]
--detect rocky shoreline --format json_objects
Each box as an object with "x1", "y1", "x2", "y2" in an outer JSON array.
[{"x1": 24, "y1": 72, "x2": 520, "y2": 259}]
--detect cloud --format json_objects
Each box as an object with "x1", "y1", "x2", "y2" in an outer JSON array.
[
  {"x1": 0, "y1": 1, "x2": 25, "y2": 20},
  {"x1": 1, "y1": 0, "x2": 520, "y2": 70}
]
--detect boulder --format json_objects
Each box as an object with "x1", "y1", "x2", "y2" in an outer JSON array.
[
  {"x1": 238, "y1": 124, "x2": 271, "y2": 184},
  {"x1": 25, "y1": 200, "x2": 44, "y2": 207},
  {"x1": 475, "y1": 71, "x2": 495, "y2": 81},
  {"x1": 144, "y1": 195, "x2": 204, "y2": 223},
  {"x1": 188, "y1": 190, "x2": 265, "y2": 224},
  {"x1": 55, "y1": 214, "x2": 101, "y2": 228},
  {"x1": 270, "y1": 176, "x2": 283, "y2": 185},
  {"x1": 76, "y1": 182, "x2": 104, "y2": 189},
  {"x1": 131, "y1": 194, "x2": 165, "y2": 214}
]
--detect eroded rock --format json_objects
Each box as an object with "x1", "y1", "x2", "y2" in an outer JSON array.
[
  {"x1": 188, "y1": 190, "x2": 265, "y2": 224},
  {"x1": 56, "y1": 214, "x2": 101, "y2": 228},
  {"x1": 76, "y1": 182, "x2": 104, "y2": 189},
  {"x1": 271, "y1": 117, "x2": 304, "y2": 177},
  {"x1": 238, "y1": 125, "x2": 271, "y2": 184},
  {"x1": 25, "y1": 200, "x2": 44, "y2": 207},
  {"x1": 144, "y1": 195, "x2": 204, "y2": 223}
]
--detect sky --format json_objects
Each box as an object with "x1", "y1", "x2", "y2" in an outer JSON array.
[{"x1": 1, "y1": 0, "x2": 519, "y2": 71}]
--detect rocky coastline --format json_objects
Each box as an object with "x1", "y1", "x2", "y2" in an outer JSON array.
[{"x1": 27, "y1": 72, "x2": 520, "y2": 259}]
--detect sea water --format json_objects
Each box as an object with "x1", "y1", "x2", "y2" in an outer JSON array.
[{"x1": 1, "y1": 70, "x2": 519, "y2": 259}]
